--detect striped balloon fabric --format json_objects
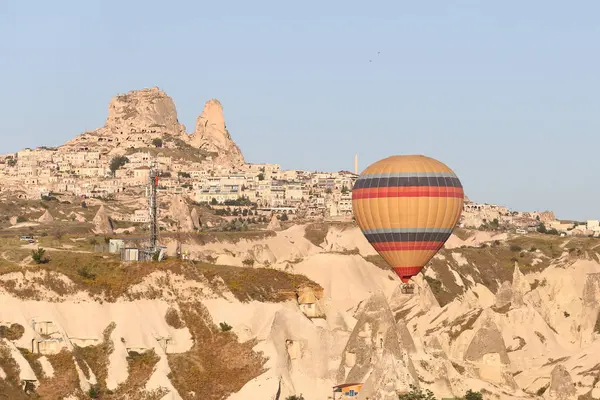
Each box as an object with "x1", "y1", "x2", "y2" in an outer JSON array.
[{"x1": 352, "y1": 155, "x2": 464, "y2": 283}]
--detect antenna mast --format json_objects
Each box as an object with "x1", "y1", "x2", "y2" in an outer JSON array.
[{"x1": 148, "y1": 162, "x2": 159, "y2": 252}]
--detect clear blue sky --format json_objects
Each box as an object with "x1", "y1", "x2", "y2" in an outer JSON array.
[{"x1": 1, "y1": 1, "x2": 598, "y2": 220}]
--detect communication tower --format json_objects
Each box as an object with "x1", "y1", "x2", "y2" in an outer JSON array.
[{"x1": 148, "y1": 162, "x2": 159, "y2": 253}]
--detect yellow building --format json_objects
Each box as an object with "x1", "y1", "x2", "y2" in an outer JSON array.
[{"x1": 333, "y1": 383, "x2": 363, "y2": 399}]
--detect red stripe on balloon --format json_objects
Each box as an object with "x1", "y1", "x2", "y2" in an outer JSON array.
[
  {"x1": 372, "y1": 241, "x2": 445, "y2": 251},
  {"x1": 392, "y1": 266, "x2": 423, "y2": 283}
]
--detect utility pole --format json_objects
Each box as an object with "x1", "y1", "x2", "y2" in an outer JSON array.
[{"x1": 148, "y1": 162, "x2": 159, "y2": 253}]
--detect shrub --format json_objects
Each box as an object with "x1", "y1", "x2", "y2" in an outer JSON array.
[
  {"x1": 32, "y1": 248, "x2": 50, "y2": 264},
  {"x1": 398, "y1": 384, "x2": 436, "y2": 400},
  {"x1": 88, "y1": 384, "x2": 101, "y2": 398},
  {"x1": 242, "y1": 258, "x2": 255, "y2": 267},
  {"x1": 16, "y1": 216, "x2": 27, "y2": 223},
  {"x1": 219, "y1": 322, "x2": 232, "y2": 332},
  {"x1": 509, "y1": 244, "x2": 522, "y2": 252},
  {"x1": 165, "y1": 308, "x2": 185, "y2": 329},
  {"x1": 77, "y1": 266, "x2": 97, "y2": 280},
  {"x1": 109, "y1": 155, "x2": 129, "y2": 174},
  {"x1": 286, "y1": 396, "x2": 305, "y2": 400},
  {"x1": 0, "y1": 323, "x2": 25, "y2": 340},
  {"x1": 464, "y1": 390, "x2": 483, "y2": 400},
  {"x1": 152, "y1": 138, "x2": 163, "y2": 148}
]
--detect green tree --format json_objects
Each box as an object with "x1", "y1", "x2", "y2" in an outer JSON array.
[
  {"x1": 258, "y1": 173, "x2": 265, "y2": 181},
  {"x1": 219, "y1": 322, "x2": 232, "y2": 332},
  {"x1": 398, "y1": 385, "x2": 436, "y2": 400},
  {"x1": 341, "y1": 185, "x2": 349, "y2": 194},
  {"x1": 537, "y1": 223, "x2": 547, "y2": 234},
  {"x1": 31, "y1": 248, "x2": 49, "y2": 264},
  {"x1": 211, "y1": 198, "x2": 218, "y2": 205},
  {"x1": 109, "y1": 156, "x2": 129, "y2": 175},
  {"x1": 151, "y1": 138, "x2": 163, "y2": 148},
  {"x1": 464, "y1": 390, "x2": 483, "y2": 400}
]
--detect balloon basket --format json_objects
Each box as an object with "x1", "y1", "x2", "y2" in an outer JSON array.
[{"x1": 401, "y1": 283, "x2": 415, "y2": 295}]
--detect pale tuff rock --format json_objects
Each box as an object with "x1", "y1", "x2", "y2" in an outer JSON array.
[
  {"x1": 546, "y1": 365, "x2": 576, "y2": 400},
  {"x1": 463, "y1": 318, "x2": 517, "y2": 388},
  {"x1": 418, "y1": 276, "x2": 441, "y2": 310},
  {"x1": 511, "y1": 264, "x2": 531, "y2": 307},
  {"x1": 396, "y1": 319, "x2": 417, "y2": 355},
  {"x1": 92, "y1": 205, "x2": 113, "y2": 234},
  {"x1": 495, "y1": 281, "x2": 513, "y2": 308},
  {"x1": 105, "y1": 87, "x2": 186, "y2": 135},
  {"x1": 464, "y1": 319, "x2": 510, "y2": 364},
  {"x1": 189, "y1": 99, "x2": 244, "y2": 166},
  {"x1": 337, "y1": 292, "x2": 419, "y2": 399},
  {"x1": 37, "y1": 209, "x2": 54, "y2": 223},
  {"x1": 538, "y1": 211, "x2": 557, "y2": 222},
  {"x1": 190, "y1": 207, "x2": 201, "y2": 230},
  {"x1": 267, "y1": 214, "x2": 282, "y2": 231},
  {"x1": 168, "y1": 195, "x2": 195, "y2": 232}
]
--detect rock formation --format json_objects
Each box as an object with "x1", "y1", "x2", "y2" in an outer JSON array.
[
  {"x1": 190, "y1": 208, "x2": 201, "y2": 230},
  {"x1": 37, "y1": 210, "x2": 54, "y2": 223},
  {"x1": 168, "y1": 195, "x2": 194, "y2": 232},
  {"x1": 267, "y1": 214, "x2": 282, "y2": 231},
  {"x1": 538, "y1": 211, "x2": 556, "y2": 222},
  {"x1": 495, "y1": 281, "x2": 513, "y2": 308},
  {"x1": 547, "y1": 365, "x2": 576, "y2": 400},
  {"x1": 104, "y1": 87, "x2": 186, "y2": 135},
  {"x1": 92, "y1": 205, "x2": 113, "y2": 234},
  {"x1": 337, "y1": 292, "x2": 418, "y2": 399},
  {"x1": 188, "y1": 99, "x2": 244, "y2": 165}
]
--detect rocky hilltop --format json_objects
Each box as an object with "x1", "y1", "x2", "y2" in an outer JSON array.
[
  {"x1": 105, "y1": 87, "x2": 187, "y2": 136},
  {"x1": 189, "y1": 99, "x2": 244, "y2": 165},
  {"x1": 61, "y1": 87, "x2": 243, "y2": 166}
]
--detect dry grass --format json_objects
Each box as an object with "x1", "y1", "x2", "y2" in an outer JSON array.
[
  {"x1": 447, "y1": 309, "x2": 483, "y2": 342},
  {"x1": 72, "y1": 323, "x2": 115, "y2": 388},
  {"x1": 304, "y1": 223, "x2": 330, "y2": 247},
  {"x1": 36, "y1": 350, "x2": 81, "y2": 399},
  {"x1": 176, "y1": 230, "x2": 276, "y2": 245},
  {"x1": 167, "y1": 302, "x2": 267, "y2": 400},
  {"x1": 126, "y1": 145, "x2": 208, "y2": 164},
  {"x1": 0, "y1": 250, "x2": 322, "y2": 305},
  {"x1": 0, "y1": 344, "x2": 32, "y2": 400},
  {"x1": 17, "y1": 347, "x2": 44, "y2": 379},
  {"x1": 362, "y1": 254, "x2": 391, "y2": 270},
  {"x1": 192, "y1": 262, "x2": 321, "y2": 302},
  {"x1": 453, "y1": 228, "x2": 473, "y2": 241}
]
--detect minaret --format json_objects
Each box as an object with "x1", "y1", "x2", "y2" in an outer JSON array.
[{"x1": 354, "y1": 153, "x2": 358, "y2": 174}]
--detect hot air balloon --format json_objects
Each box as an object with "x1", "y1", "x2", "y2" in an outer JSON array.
[{"x1": 352, "y1": 155, "x2": 464, "y2": 292}]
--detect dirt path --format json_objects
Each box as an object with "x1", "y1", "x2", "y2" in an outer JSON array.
[{"x1": 20, "y1": 243, "x2": 92, "y2": 254}]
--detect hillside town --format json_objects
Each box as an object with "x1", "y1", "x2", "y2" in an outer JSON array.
[
  {"x1": 0, "y1": 146, "x2": 356, "y2": 220},
  {"x1": 0, "y1": 87, "x2": 599, "y2": 240},
  {"x1": 1, "y1": 138, "x2": 599, "y2": 237}
]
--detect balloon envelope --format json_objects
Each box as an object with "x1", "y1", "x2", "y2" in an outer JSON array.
[{"x1": 352, "y1": 155, "x2": 464, "y2": 283}]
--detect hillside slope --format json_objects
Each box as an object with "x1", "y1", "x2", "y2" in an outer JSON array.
[{"x1": 0, "y1": 224, "x2": 599, "y2": 399}]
